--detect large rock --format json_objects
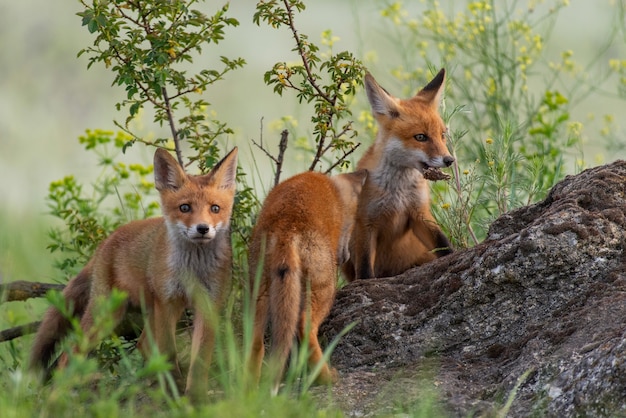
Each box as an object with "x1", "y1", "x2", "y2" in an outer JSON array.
[{"x1": 322, "y1": 161, "x2": 626, "y2": 417}]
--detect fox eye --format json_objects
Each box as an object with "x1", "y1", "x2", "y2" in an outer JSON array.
[
  {"x1": 211, "y1": 205, "x2": 220, "y2": 214},
  {"x1": 180, "y1": 204, "x2": 191, "y2": 213},
  {"x1": 414, "y1": 133, "x2": 428, "y2": 142}
]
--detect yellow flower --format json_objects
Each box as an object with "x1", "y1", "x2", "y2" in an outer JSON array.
[
  {"x1": 486, "y1": 137, "x2": 493, "y2": 144},
  {"x1": 487, "y1": 78, "x2": 496, "y2": 96},
  {"x1": 321, "y1": 29, "x2": 340, "y2": 47},
  {"x1": 567, "y1": 121, "x2": 583, "y2": 137}
]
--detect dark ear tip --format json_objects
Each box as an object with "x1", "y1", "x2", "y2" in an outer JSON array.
[
  {"x1": 224, "y1": 146, "x2": 238, "y2": 160},
  {"x1": 153, "y1": 147, "x2": 175, "y2": 165},
  {"x1": 422, "y1": 68, "x2": 446, "y2": 92},
  {"x1": 359, "y1": 169, "x2": 369, "y2": 183}
]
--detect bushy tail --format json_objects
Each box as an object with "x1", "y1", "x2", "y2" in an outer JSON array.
[
  {"x1": 268, "y1": 235, "x2": 302, "y2": 392},
  {"x1": 29, "y1": 266, "x2": 92, "y2": 374}
]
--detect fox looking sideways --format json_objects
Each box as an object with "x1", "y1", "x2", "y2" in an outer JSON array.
[
  {"x1": 29, "y1": 147, "x2": 238, "y2": 401},
  {"x1": 343, "y1": 69, "x2": 454, "y2": 281},
  {"x1": 247, "y1": 170, "x2": 367, "y2": 394}
]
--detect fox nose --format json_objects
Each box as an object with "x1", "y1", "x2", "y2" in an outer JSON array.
[
  {"x1": 196, "y1": 224, "x2": 210, "y2": 235},
  {"x1": 443, "y1": 156, "x2": 455, "y2": 167}
]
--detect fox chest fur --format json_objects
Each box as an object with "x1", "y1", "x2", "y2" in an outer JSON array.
[
  {"x1": 362, "y1": 161, "x2": 431, "y2": 235},
  {"x1": 163, "y1": 226, "x2": 232, "y2": 302}
]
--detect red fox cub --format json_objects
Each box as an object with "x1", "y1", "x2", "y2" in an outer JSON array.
[
  {"x1": 29, "y1": 147, "x2": 238, "y2": 401},
  {"x1": 343, "y1": 69, "x2": 454, "y2": 281},
  {"x1": 247, "y1": 170, "x2": 368, "y2": 394}
]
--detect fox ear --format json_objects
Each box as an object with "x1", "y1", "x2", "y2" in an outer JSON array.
[
  {"x1": 154, "y1": 148, "x2": 187, "y2": 191},
  {"x1": 417, "y1": 68, "x2": 446, "y2": 107},
  {"x1": 209, "y1": 147, "x2": 238, "y2": 190},
  {"x1": 353, "y1": 168, "x2": 368, "y2": 187},
  {"x1": 365, "y1": 73, "x2": 400, "y2": 118}
]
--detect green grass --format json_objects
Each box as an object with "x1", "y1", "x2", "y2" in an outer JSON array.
[{"x1": 0, "y1": 210, "x2": 352, "y2": 417}]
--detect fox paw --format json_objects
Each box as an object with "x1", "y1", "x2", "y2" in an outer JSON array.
[{"x1": 314, "y1": 366, "x2": 339, "y2": 386}]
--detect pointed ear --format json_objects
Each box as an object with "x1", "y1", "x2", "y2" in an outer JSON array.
[
  {"x1": 417, "y1": 68, "x2": 446, "y2": 107},
  {"x1": 209, "y1": 147, "x2": 238, "y2": 190},
  {"x1": 352, "y1": 168, "x2": 368, "y2": 187},
  {"x1": 154, "y1": 148, "x2": 187, "y2": 191},
  {"x1": 365, "y1": 73, "x2": 400, "y2": 118}
]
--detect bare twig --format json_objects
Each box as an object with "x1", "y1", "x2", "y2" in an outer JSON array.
[
  {"x1": 274, "y1": 130, "x2": 289, "y2": 186},
  {"x1": 308, "y1": 131, "x2": 327, "y2": 172},
  {"x1": 251, "y1": 118, "x2": 274, "y2": 161},
  {"x1": 251, "y1": 140, "x2": 275, "y2": 163},
  {"x1": 324, "y1": 142, "x2": 361, "y2": 174},
  {"x1": 162, "y1": 87, "x2": 184, "y2": 168},
  {"x1": 252, "y1": 119, "x2": 290, "y2": 186}
]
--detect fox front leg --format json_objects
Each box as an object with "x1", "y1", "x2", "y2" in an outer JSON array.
[
  {"x1": 354, "y1": 225, "x2": 378, "y2": 280},
  {"x1": 411, "y1": 216, "x2": 453, "y2": 258}
]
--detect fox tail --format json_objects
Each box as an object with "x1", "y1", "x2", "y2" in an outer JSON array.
[
  {"x1": 29, "y1": 266, "x2": 92, "y2": 375},
  {"x1": 267, "y1": 234, "x2": 302, "y2": 393}
]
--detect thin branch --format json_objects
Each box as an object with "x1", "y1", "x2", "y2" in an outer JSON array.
[
  {"x1": 308, "y1": 126, "x2": 328, "y2": 172},
  {"x1": 320, "y1": 123, "x2": 354, "y2": 157},
  {"x1": 162, "y1": 87, "x2": 184, "y2": 167},
  {"x1": 251, "y1": 139, "x2": 276, "y2": 163},
  {"x1": 0, "y1": 322, "x2": 40, "y2": 343},
  {"x1": 309, "y1": 116, "x2": 352, "y2": 172},
  {"x1": 251, "y1": 119, "x2": 289, "y2": 186},
  {"x1": 274, "y1": 129, "x2": 289, "y2": 186},
  {"x1": 107, "y1": 2, "x2": 182, "y2": 167},
  {"x1": 251, "y1": 117, "x2": 277, "y2": 161},
  {"x1": 282, "y1": 0, "x2": 334, "y2": 106},
  {"x1": 0, "y1": 281, "x2": 64, "y2": 303},
  {"x1": 324, "y1": 142, "x2": 361, "y2": 174}
]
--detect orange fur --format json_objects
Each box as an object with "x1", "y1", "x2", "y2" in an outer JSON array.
[
  {"x1": 247, "y1": 170, "x2": 367, "y2": 394},
  {"x1": 29, "y1": 147, "x2": 238, "y2": 402},
  {"x1": 343, "y1": 69, "x2": 454, "y2": 281}
]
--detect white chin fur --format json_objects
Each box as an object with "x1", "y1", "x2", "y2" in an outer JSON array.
[
  {"x1": 384, "y1": 137, "x2": 447, "y2": 170},
  {"x1": 384, "y1": 138, "x2": 428, "y2": 170},
  {"x1": 168, "y1": 221, "x2": 218, "y2": 243}
]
